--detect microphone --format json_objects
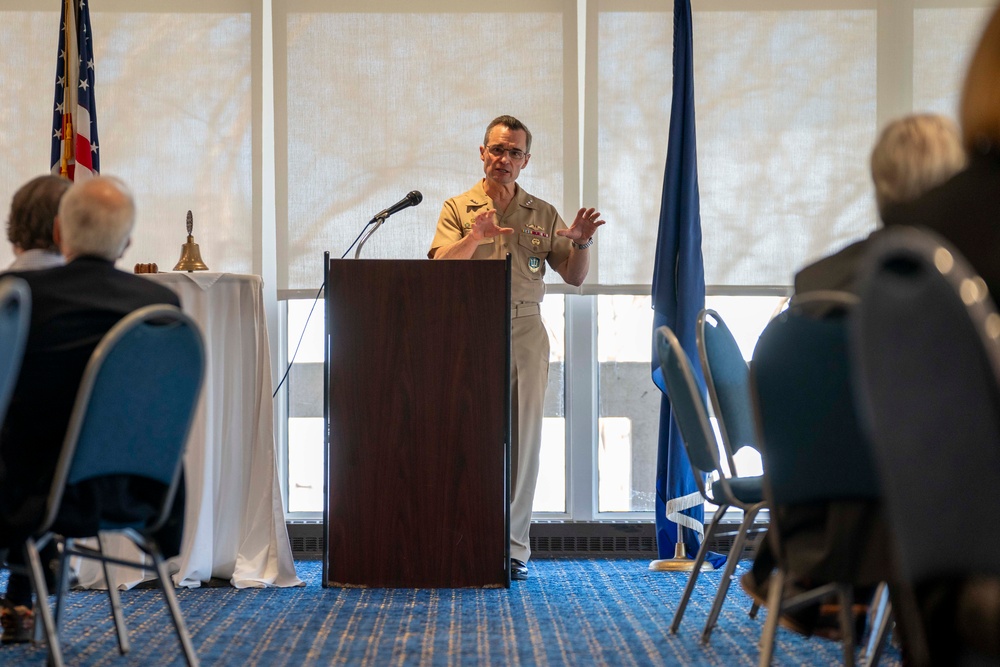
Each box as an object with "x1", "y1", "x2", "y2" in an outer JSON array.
[{"x1": 373, "y1": 190, "x2": 423, "y2": 220}]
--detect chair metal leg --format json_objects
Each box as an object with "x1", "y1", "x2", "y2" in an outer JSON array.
[
  {"x1": 669, "y1": 503, "x2": 728, "y2": 634},
  {"x1": 96, "y1": 534, "x2": 130, "y2": 655},
  {"x1": 746, "y1": 529, "x2": 767, "y2": 620},
  {"x1": 757, "y1": 569, "x2": 785, "y2": 667},
  {"x1": 150, "y1": 549, "x2": 199, "y2": 667},
  {"x1": 838, "y1": 584, "x2": 856, "y2": 667},
  {"x1": 25, "y1": 538, "x2": 64, "y2": 667},
  {"x1": 53, "y1": 539, "x2": 72, "y2": 630},
  {"x1": 701, "y1": 504, "x2": 763, "y2": 644},
  {"x1": 863, "y1": 584, "x2": 892, "y2": 667}
]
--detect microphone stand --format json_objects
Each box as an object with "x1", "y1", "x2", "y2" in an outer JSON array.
[{"x1": 353, "y1": 213, "x2": 388, "y2": 259}]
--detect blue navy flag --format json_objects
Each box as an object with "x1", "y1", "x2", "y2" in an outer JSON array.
[
  {"x1": 51, "y1": 0, "x2": 100, "y2": 180},
  {"x1": 650, "y1": 0, "x2": 721, "y2": 567}
]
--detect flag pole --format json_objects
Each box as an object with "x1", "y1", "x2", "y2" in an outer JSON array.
[
  {"x1": 648, "y1": 0, "x2": 718, "y2": 574},
  {"x1": 60, "y1": 0, "x2": 75, "y2": 178}
]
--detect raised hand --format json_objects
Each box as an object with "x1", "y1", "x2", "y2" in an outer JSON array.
[
  {"x1": 556, "y1": 207, "x2": 606, "y2": 243},
  {"x1": 470, "y1": 209, "x2": 514, "y2": 240}
]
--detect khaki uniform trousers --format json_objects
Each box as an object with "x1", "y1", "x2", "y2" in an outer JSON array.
[{"x1": 510, "y1": 303, "x2": 549, "y2": 563}]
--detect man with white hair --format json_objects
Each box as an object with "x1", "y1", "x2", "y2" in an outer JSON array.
[{"x1": 0, "y1": 176, "x2": 181, "y2": 644}]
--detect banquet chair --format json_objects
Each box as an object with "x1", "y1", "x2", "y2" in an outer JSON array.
[
  {"x1": 697, "y1": 309, "x2": 769, "y2": 618},
  {"x1": 0, "y1": 277, "x2": 31, "y2": 583},
  {"x1": 22, "y1": 304, "x2": 204, "y2": 667},
  {"x1": 655, "y1": 325, "x2": 768, "y2": 644},
  {"x1": 751, "y1": 292, "x2": 885, "y2": 667},
  {"x1": 853, "y1": 226, "x2": 1000, "y2": 666},
  {"x1": 697, "y1": 309, "x2": 758, "y2": 471},
  {"x1": 0, "y1": 275, "x2": 30, "y2": 424}
]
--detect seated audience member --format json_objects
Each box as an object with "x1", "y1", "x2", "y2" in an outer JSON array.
[
  {"x1": 881, "y1": 5, "x2": 1000, "y2": 301},
  {"x1": 879, "y1": 4, "x2": 1000, "y2": 658},
  {"x1": 3, "y1": 175, "x2": 71, "y2": 272},
  {"x1": 740, "y1": 114, "x2": 965, "y2": 641},
  {"x1": 0, "y1": 176, "x2": 182, "y2": 644},
  {"x1": 795, "y1": 113, "x2": 965, "y2": 294}
]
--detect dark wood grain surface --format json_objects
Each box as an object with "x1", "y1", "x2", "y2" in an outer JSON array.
[{"x1": 325, "y1": 259, "x2": 510, "y2": 587}]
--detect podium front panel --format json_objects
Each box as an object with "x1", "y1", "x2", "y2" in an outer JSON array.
[{"x1": 325, "y1": 259, "x2": 510, "y2": 588}]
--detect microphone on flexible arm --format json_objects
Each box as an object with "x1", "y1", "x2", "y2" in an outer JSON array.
[
  {"x1": 373, "y1": 190, "x2": 423, "y2": 221},
  {"x1": 353, "y1": 190, "x2": 424, "y2": 259}
]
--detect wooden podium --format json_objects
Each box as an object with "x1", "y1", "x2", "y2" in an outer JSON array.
[{"x1": 323, "y1": 257, "x2": 511, "y2": 588}]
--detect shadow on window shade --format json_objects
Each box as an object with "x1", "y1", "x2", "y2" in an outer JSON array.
[
  {"x1": 279, "y1": 6, "x2": 572, "y2": 292},
  {"x1": 0, "y1": 6, "x2": 254, "y2": 275}
]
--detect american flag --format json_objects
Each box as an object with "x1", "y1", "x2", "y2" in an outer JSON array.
[{"x1": 50, "y1": 0, "x2": 100, "y2": 181}]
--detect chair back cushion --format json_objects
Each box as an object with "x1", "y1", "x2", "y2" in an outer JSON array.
[
  {"x1": 44, "y1": 305, "x2": 204, "y2": 535},
  {"x1": 854, "y1": 226, "x2": 1000, "y2": 581},
  {"x1": 656, "y1": 325, "x2": 721, "y2": 480},
  {"x1": 752, "y1": 295, "x2": 879, "y2": 506},
  {"x1": 0, "y1": 276, "x2": 31, "y2": 425},
  {"x1": 699, "y1": 309, "x2": 756, "y2": 466}
]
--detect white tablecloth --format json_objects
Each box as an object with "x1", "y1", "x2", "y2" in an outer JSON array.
[{"x1": 76, "y1": 272, "x2": 302, "y2": 590}]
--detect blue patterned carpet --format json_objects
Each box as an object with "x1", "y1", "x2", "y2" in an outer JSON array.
[{"x1": 1, "y1": 559, "x2": 901, "y2": 666}]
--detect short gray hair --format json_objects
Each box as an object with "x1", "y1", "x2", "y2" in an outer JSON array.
[
  {"x1": 484, "y1": 115, "x2": 532, "y2": 153},
  {"x1": 57, "y1": 176, "x2": 136, "y2": 261},
  {"x1": 870, "y1": 114, "x2": 965, "y2": 216}
]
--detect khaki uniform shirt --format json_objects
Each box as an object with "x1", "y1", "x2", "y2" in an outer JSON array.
[{"x1": 428, "y1": 180, "x2": 572, "y2": 304}]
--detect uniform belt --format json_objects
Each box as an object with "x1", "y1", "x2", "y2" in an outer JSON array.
[{"x1": 511, "y1": 302, "x2": 540, "y2": 319}]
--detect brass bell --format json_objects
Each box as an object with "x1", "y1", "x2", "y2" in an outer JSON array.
[{"x1": 173, "y1": 210, "x2": 209, "y2": 272}]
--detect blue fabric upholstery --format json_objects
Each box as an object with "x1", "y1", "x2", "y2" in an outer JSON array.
[
  {"x1": 699, "y1": 310, "x2": 757, "y2": 468},
  {"x1": 854, "y1": 226, "x2": 1000, "y2": 663},
  {"x1": 752, "y1": 301, "x2": 879, "y2": 506},
  {"x1": 751, "y1": 292, "x2": 884, "y2": 665},
  {"x1": 656, "y1": 325, "x2": 768, "y2": 643},
  {"x1": 713, "y1": 475, "x2": 765, "y2": 505},
  {"x1": 0, "y1": 276, "x2": 30, "y2": 425},
  {"x1": 25, "y1": 304, "x2": 204, "y2": 667},
  {"x1": 63, "y1": 316, "x2": 203, "y2": 490}
]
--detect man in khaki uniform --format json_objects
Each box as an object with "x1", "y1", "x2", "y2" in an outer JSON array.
[{"x1": 428, "y1": 115, "x2": 605, "y2": 580}]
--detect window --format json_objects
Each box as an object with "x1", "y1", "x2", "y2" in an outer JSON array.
[{"x1": 0, "y1": 0, "x2": 983, "y2": 524}]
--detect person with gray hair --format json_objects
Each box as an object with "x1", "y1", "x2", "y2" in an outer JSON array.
[
  {"x1": 3, "y1": 174, "x2": 71, "y2": 272},
  {"x1": 0, "y1": 175, "x2": 182, "y2": 644},
  {"x1": 870, "y1": 113, "x2": 965, "y2": 218},
  {"x1": 882, "y1": 3, "x2": 1000, "y2": 301},
  {"x1": 54, "y1": 175, "x2": 136, "y2": 262},
  {"x1": 739, "y1": 112, "x2": 966, "y2": 641},
  {"x1": 795, "y1": 112, "x2": 965, "y2": 294}
]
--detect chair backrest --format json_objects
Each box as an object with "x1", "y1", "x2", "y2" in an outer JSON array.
[
  {"x1": 41, "y1": 304, "x2": 205, "y2": 534},
  {"x1": 697, "y1": 309, "x2": 755, "y2": 475},
  {"x1": 0, "y1": 276, "x2": 31, "y2": 425},
  {"x1": 853, "y1": 226, "x2": 1000, "y2": 582},
  {"x1": 655, "y1": 324, "x2": 724, "y2": 500},
  {"x1": 751, "y1": 291, "x2": 880, "y2": 506}
]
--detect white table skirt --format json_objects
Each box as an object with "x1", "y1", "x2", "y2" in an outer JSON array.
[{"x1": 75, "y1": 272, "x2": 302, "y2": 590}]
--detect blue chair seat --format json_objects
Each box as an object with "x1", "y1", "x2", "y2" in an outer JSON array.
[{"x1": 713, "y1": 475, "x2": 765, "y2": 505}]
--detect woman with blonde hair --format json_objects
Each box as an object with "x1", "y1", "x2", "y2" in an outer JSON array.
[{"x1": 794, "y1": 112, "x2": 965, "y2": 294}]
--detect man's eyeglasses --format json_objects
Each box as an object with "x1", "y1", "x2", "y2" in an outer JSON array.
[{"x1": 486, "y1": 145, "x2": 527, "y2": 161}]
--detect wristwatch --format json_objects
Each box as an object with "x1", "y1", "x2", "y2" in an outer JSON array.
[{"x1": 572, "y1": 237, "x2": 594, "y2": 250}]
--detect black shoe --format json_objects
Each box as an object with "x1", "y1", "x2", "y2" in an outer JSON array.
[
  {"x1": 511, "y1": 558, "x2": 529, "y2": 581},
  {"x1": 0, "y1": 599, "x2": 34, "y2": 644}
]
